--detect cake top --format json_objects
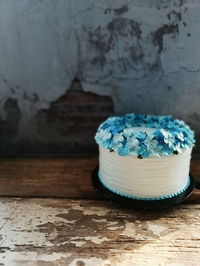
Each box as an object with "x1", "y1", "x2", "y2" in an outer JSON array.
[{"x1": 95, "y1": 114, "x2": 195, "y2": 158}]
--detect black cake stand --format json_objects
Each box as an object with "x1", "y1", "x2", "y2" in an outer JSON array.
[{"x1": 92, "y1": 166, "x2": 195, "y2": 208}]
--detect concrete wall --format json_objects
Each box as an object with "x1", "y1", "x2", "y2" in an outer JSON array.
[{"x1": 0, "y1": 0, "x2": 200, "y2": 157}]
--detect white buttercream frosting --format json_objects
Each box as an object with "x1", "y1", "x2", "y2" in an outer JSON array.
[{"x1": 99, "y1": 145, "x2": 192, "y2": 199}]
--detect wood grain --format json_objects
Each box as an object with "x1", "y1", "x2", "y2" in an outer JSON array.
[
  {"x1": 0, "y1": 198, "x2": 200, "y2": 265},
  {"x1": 0, "y1": 158, "x2": 199, "y2": 202},
  {"x1": 0, "y1": 158, "x2": 98, "y2": 198}
]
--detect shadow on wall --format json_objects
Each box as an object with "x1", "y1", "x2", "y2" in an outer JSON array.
[{"x1": 0, "y1": 78, "x2": 114, "y2": 157}]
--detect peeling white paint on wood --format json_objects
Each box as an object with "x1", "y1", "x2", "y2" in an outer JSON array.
[
  {"x1": 68, "y1": 235, "x2": 109, "y2": 246},
  {"x1": 70, "y1": 238, "x2": 86, "y2": 247},
  {"x1": 0, "y1": 198, "x2": 200, "y2": 265},
  {"x1": 1, "y1": 251, "x2": 72, "y2": 266},
  {"x1": 92, "y1": 218, "x2": 108, "y2": 223},
  {"x1": 84, "y1": 236, "x2": 109, "y2": 244},
  {"x1": 72, "y1": 204, "x2": 109, "y2": 216},
  {"x1": 120, "y1": 221, "x2": 136, "y2": 237},
  {"x1": 146, "y1": 222, "x2": 167, "y2": 236},
  {"x1": 107, "y1": 225, "x2": 124, "y2": 231},
  {"x1": 69, "y1": 257, "x2": 109, "y2": 266}
]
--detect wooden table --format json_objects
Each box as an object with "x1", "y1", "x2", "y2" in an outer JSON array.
[
  {"x1": 0, "y1": 198, "x2": 200, "y2": 265},
  {"x1": 0, "y1": 158, "x2": 200, "y2": 265}
]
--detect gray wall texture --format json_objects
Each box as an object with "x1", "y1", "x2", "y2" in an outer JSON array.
[{"x1": 0, "y1": 0, "x2": 200, "y2": 157}]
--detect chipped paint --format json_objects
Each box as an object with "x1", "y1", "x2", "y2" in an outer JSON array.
[
  {"x1": 69, "y1": 257, "x2": 108, "y2": 266},
  {"x1": 68, "y1": 236, "x2": 109, "y2": 246},
  {"x1": 1, "y1": 251, "x2": 72, "y2": 266},
  {"x1": 0, "y1": 199, "x2": 200, "y2": 265},
  {"x1": 72, "y1": 205, "x2": 109, "y2": 216},
  {"x1": 0, "y1": 201, "x2": 70, "y2": 248},
  {"x1": 84, "y1": 236, "x2": 109, "y2": 244},
  {"x1": 146, "y1": 222, "x2": 167, "y2": 236},
  {"x1": 92, "y1": 218, "x2": 107, "y2": 223},
  {"x1": 107, "y1": 225, "x2": 124, "y2": 231},
  {"x1": 70, "y1": 237, "x2": 86, "y2": 247},
  {"x1": 0, "y1": 0, "x2": 200, "y2": 155},
  {"x1": 120, "y1": 221, "x2": 136, "y2": 237}
]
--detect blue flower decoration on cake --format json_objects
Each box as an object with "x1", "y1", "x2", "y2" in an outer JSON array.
[{"x1": 95, "y1": 114, "x2": 195, "y2": 158}]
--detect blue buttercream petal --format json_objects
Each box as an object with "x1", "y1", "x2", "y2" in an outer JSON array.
[{"x1": 95, "y1": 114, "x2": 195, "y2": 158}]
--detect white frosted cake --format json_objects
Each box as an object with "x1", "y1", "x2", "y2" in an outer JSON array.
[{"x1": 95, "y1": 114, "x2": 195, "y2": 201}]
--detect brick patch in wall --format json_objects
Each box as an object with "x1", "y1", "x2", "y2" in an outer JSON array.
[{"x1": 35, "y1": 79, "x2": 114, "y2": 157}]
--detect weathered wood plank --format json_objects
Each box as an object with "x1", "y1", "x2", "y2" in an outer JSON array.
[
  {"x1": 0, "y1": 158, "x2": 199, "y2": 202},
  {"x1": 0, "y1": 198, "x2": 200, "y2": 265},
  {"x1": 0, "y1": 158, "x2": 98, "y2": 198}
]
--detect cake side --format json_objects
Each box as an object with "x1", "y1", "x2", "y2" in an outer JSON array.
[
  {"x1": 99, "y1": 146, "x2": 192, "y2": 199},
  {"x1": 95, "y1": 114, "x2": 195, "y2": 200}
]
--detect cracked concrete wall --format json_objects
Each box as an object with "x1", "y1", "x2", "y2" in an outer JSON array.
[{"x1": 0, "y1": 0, "x2": 200, "y2": 156}]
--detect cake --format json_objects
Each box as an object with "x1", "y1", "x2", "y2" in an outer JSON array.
[{"x1": 95, "y1": 114, "x2": 195, "y2": 201}]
